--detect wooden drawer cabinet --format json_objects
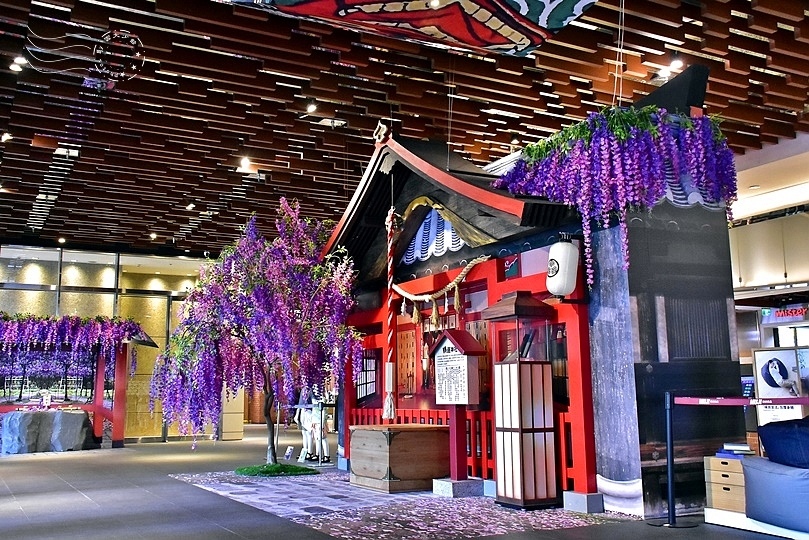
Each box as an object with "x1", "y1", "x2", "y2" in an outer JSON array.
[{"x1": 704, "y1": 457, "x2": 746, "y2": 513}]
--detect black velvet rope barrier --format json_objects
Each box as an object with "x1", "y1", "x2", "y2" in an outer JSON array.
[{"x1": 651, "y1": 394, "x2": 809, "y2": 529}]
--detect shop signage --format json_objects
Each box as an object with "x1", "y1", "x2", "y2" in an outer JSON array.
[{"x1": 761, "y1": 303, "x2": 809, "y2": 327}]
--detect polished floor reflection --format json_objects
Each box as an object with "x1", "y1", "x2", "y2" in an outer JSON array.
[{"x1": 1, "y1": 425, "x2": 780, "y2": 540}]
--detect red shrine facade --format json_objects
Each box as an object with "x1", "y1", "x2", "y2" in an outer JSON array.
[{"x1": 324, "y1": 133, "x2": 598, "y2": 504}]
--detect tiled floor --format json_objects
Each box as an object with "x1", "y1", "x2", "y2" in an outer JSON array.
[
  {"x1": 176, "y1": 469, "x2": 442, "y2": 520},
  {"x1": 1, "y1": 424, "x2": 782, "y2": 540}
]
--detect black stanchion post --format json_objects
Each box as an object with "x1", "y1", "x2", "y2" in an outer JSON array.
[
  {"x1": 665, "y1": 391, "x2": 676, "y2": 527},
  {"x1": 648, "y1": 391, "x2": 697, "y2": 528}
]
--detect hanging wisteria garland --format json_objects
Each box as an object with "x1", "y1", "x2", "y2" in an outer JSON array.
[
  {"x1": 149, "y1": 198, "x2": 364, "y2": 439},
  {"x1": 492, "y1": 106, "x2": 737, "y2": 286},
  {"x1": 0, "y1": 313, "x2": 144, "y2": 380}
]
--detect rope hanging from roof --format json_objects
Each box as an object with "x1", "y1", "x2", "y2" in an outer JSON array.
[{"x1": 393, "y1": 254, "x2": 490, "y2": 323}]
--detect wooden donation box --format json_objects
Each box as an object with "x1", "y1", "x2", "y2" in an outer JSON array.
[
  {"x1": 483, "y1": 291, "x2": 559, "y2": 509},
  {"x1": 349, "y1": 424, "x2": 450, "y2": 492}
]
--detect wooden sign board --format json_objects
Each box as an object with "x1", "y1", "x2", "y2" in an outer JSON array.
[{"x1": 434, "y1": 337, "x2": 480, "y2": 405}]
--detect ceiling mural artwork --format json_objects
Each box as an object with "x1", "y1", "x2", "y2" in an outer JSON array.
[{"x1": 227, "y1": 0, "x2": 596, "y2": 55}]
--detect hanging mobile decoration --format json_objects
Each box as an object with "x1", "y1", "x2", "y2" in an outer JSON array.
[{"x1": 23, "y1": 26, "x2": 145, "y2": 91}]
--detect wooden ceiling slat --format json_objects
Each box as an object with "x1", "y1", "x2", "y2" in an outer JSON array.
[{"x1": 1, "y1": 0, "x2": 807, "y2": 254}]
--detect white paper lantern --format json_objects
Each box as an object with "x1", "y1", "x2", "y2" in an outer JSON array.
[{"x1": 546, "y1": 240, "x2": 579, "y2": 296}]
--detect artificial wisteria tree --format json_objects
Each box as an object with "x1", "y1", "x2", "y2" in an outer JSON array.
[
  {"x1": 150, "y1": 198, "x2": 363, "y2": 463},
  {"x1": 493, "y1": 105, "x2": 737, "y2": 286}
]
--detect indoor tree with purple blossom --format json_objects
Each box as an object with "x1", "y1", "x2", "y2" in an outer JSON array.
[{"x1": 149, "y1": 198, "x2": 363, "y2": 463}]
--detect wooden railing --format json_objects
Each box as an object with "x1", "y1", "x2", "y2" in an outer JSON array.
[
  {"x1": 350, "y1": 408, "x2": 495, "y2": 480},
  {"x1": 350, "y1": 408, "x2": 577, "y2": 488}
]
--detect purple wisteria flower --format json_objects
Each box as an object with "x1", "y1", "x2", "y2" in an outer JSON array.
[
  {"x1": 149, "y1": 198, "x2": 363, "y2": 450},
  {"x1": 0, "y1": 313, "x2": 144, "y2": 393},
  {"x1": 494, "y1": 106, "x2": 738, "y2": 286}
]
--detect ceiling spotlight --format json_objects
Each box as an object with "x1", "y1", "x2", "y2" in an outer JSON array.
[
  {"x1": 185, "y1": 201, "x2": 196, "y2": 211},
  {"x1": 658, "y1": 67, "x2": 671, "y2": 79},
  {"x1": 240, "y1": 157, "x2": 251, "y2": 170},
  {"x1": 430, "y1": 0, "x2": 440, "y2": 7},
  {"x1": 0, "y1": 132, "x2": 11, "y2": 143},
  {"x1": 13, "y1": 56, "x2": 27, "y2": 65},
  {"x1": 306, "y1": 102, "x2": 317, "y2": 114},
  {"x1": 669, "y1": 53, "x2": 684, "y2": 70},
  {"x1": 510, "y1": 133, "x2": 520, "y2": 145},
  {"x1": 149, "y1": 232, "x2": 157, "y2": 240},
  {"x1": 9, "y1": 63, "x2": 22, "y2": 72},
  {"x1": 57, "y1": 237, "x2": 66, "y2": 244}
]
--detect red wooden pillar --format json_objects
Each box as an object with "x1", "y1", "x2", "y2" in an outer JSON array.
[
  {"x1": 343, "y1": 351, "x2": 356, "y2": 461},
  {"x1": 92, "y1": 352, "x2": 106, "y2": 440},
  {"x1": 561, "y1": 300, "x2": 598, "y2": 493},
  {"x1": 449, "y1": 404, "x2": 467, "y2": 480},
  {"x1": 111, "y1": 345, "x2": 129, "y2": 448}
]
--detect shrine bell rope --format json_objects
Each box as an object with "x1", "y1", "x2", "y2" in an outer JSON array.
[{"x1": 382, "y1": 207, "x2": 397, "y2": 419}]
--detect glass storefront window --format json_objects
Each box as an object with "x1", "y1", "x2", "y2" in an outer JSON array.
[
  {"x1": 0, "y1": 246, "x2": 60, "y2": 317},
  {"x1": 119, "y1": 254, "x2": 201, "y2": 293},
  {"x1": 60, "y1": 250, "x2": 117, "y2": 288},
  {"x1": 0, "y1": 246, "x2": 60, "y2": 286}
]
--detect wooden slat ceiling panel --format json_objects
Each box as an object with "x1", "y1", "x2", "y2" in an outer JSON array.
[{"x1": 0, "y1": 0, "x2": 808, "y2": 257}]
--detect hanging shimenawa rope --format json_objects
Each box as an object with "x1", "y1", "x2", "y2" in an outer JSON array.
[{"x1": 393, "y1": 254, "x2": 490, "y2": 304}]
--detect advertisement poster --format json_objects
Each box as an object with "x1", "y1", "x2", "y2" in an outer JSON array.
[
  {"x1": 754, "y1": 348, "x2": 806, "y2": 425},
  {"x1": 798, "y1": 347, "x2": 809, "y2": 397}
]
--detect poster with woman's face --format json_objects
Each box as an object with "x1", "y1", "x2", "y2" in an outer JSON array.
[
  {"x1": 755, "y1": 349, "x2": 799, "y2": 398},
  {"x1": 754, "y1": 348, "x2": 806, "y2": 425}
]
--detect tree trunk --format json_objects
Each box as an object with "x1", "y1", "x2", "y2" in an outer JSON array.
[{"x1": 263, "y1": 382, "x2": 278, "y2": 464}]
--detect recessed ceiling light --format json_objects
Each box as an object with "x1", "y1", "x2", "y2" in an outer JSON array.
[
  {"x1": 149, "y1": 232, "x2": 157, "y2": 240},
  {"x1": 185, "y1": 202, "x2": 196, "y2": 211},
  {"x1": 306, "y1": 102, "x2": 317, "y2": 114},
  {"x1": 9, "y1": 63, "x2": 22, "y2": 72},
  {"x1": 155, "y1": 271, "x2": 161, "y2": 275},
  {"x1": 57, "y1": 237, "x2": 66, "y2": 244},
  {"x1": 13, "y1": 56, "x2": 27, "y2": 65},
  {"x1": 240, "y1": 157, "x2": 251, "y2": 169}
]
